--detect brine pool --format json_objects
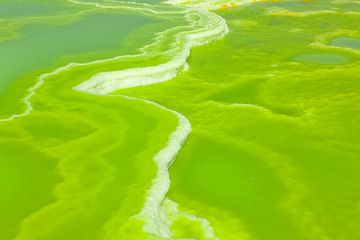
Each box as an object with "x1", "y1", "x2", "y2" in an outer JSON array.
[{"x1": 0, "y1": 0, "x2": 359, "y2": 240}]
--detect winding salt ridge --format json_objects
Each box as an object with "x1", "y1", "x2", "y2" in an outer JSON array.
[
  {"x1": 117, "y1": 94, "x2": 194, "y2": 238},
  {"x1": 0, "y1": 0, "x2": 229, "y2": 238},
  {"x1": 74, "y1": 7, "x2": 228, "y2": 94},
  {"x1": 163, "y1": 198, "x2": 218, "y2": 239},
  {"x1": 0, "y1": 65, "x2": 70, "y2": 122},
  {"x1": 0, "y1": 0, "x2": 179, "y2": 122},
  {"x1": 73, "y1": 3, "x2": 228, "y2": 238}
]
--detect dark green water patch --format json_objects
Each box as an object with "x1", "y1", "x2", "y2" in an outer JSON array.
[
  {"x1": 0, "y1": 12, "x2": 156, "y2": 93},
  {"x1": 0, "y1": 0, "x2": 71, "y2": 19},
  {"x1": 209, "y1": 79, "x2": 262, "y2": 105},
  {"x1": 293, "y1": 53, "x2": 349, "y2": 64},
  {"x1": 255, "y1": 0, "x2": 333, "y2": 12},
  {"x1": 208, "y1": 80, "x2": 303, "y2": 117},
  {"x1": 331, "y1": 37, "x2": 360, "y2": 50},
  {"x1": 169, "y1": 133, "x2": 296, "y2": 240}
]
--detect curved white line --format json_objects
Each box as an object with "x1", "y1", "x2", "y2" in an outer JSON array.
[
  {"x1": 0, "y1": 0, "x2": 229, "y2": 238},
  {"x1": 72, "y1": 4, "x2": 228, "y2": 238}
]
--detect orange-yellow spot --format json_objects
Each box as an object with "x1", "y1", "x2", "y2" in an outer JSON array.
[
  {"x1": 219, "y1": 3, "x2": 230, "y2": 10},
  {"x1": 219, "y1": 2, "x2": 237, "y2": 11}
]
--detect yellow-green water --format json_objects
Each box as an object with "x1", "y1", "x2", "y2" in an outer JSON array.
[{"x1": 0, "y1": 0, "x2": 359, "y2": 239}]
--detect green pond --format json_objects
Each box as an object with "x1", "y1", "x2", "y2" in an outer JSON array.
[
  {"x1": 293, "y1": 53, "x2": 349, "y2": 64},
  {"x1": 331, "y1": 37, "x2": 360, "y2": 50},
  {"x1": 0, "y1": 13, "x2": 155, "y2": 92},
  {"x1": 0, "y1": 0, "x2": 359, "y2": 240}
]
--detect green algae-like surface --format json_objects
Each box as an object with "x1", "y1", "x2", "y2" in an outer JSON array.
[{"x1": 1, "y1": 0, "x2": 360, "y2": 240}]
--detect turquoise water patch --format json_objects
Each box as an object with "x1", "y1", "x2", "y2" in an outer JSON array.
[
  {"x1": 334, "y1": 2, "x2": 360, "y2": 13},
  {"x1": 257, "y1": 0, "x2": 333, "y2": 12},
  {"x1": 331, "y1": 37, "x2": 360, "y2": 50},
  {"x1": 0, "y1": 13, "x2": 156, "y2": 93},
  {"x1": 293, "y1": 53, "x2": 349, "y2": 64},
  {"x1": 0, "y1": 0, "x2": 70, "y2": 19}
]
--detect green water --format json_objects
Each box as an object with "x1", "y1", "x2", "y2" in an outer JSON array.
[
  {"x1": 332, "y1": 37, "x2": 360, "y2": 50},
  {"x1": 119, "y1": 1, "x2": 360, "y2": 239},
  {"x1": 1, "y1": 0, "x2": 360, "y2": 240},
  {"x1": 0, "y1": 13, "x2": 155, "y2": 91},
  {"x1": 0, "y1": 0, "x2": 71, "y2": 19},
  {"x1": 293, "y1": 53, "x2": 349, "y2": 64}
]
